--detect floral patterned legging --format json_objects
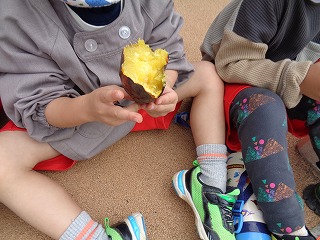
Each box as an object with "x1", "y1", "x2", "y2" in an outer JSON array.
[{"x1": 229, "y1": 87, "x2": 320, "y2": 235}]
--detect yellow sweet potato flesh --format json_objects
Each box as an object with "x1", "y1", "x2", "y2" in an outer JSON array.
[{"x1": 121, "y1": 39, "x2": 168, "y2": 103}]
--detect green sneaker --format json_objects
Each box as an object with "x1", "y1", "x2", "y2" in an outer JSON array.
[
  {"x1": 172, "y1": 161, "x2": 240, "y2": 240},
  {"x1": 105, "y1": 212, "x2": 147, "y2": 240}
]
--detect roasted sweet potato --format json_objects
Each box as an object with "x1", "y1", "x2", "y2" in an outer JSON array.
[{"x1": 120, "y1": 39, "x2": 168, "y2": 104}]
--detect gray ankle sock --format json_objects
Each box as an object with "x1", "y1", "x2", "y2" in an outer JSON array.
[
  {"x1": 59, "y1": 211, "x2": 108, "y2": 240},
  {"x1": 197, "y1": 144, "x2": 228, "y2": 192}
]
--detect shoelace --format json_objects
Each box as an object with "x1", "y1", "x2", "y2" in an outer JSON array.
[
  {"x1": 219, "y1": 196, "x2": 236, "y2": 232},
  {"x1": 193, "y1": 159, "x2": 239, "y2": 232},
  {"x1": 205, "y1": 187, "x2": 239, "y2": 233}
]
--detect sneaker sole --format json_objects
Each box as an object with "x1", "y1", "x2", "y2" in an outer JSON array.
[
  {"x1": 124, "y1": 212, "x2": 148, "y2": 240},
  {"x1": 172, "y1": 170, "x2": 209, "y2": 240}
]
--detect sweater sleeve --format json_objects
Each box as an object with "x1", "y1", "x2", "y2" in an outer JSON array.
[
  {"x1": 205, "y1": 0, "x2": 312, "y2": 108},
  {"x1": 215, "y1": 30, "x2": 311, "y2": 108}
]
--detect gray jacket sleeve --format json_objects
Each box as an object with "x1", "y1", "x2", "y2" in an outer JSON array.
[{"x1": 0, "y1": 1, "x2": 79, "y2": 142}]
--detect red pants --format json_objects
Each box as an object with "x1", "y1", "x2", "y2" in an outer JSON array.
[{"x1": 0, "y1": 102, "x2": 181, "y2": 171}]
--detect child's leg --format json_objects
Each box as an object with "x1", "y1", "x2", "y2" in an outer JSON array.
[
  {"x1": 175, "y1": 61, "x2": 228, "y2": 190},
  {"x1": 230, "y1": 87, "x2": 308, "y2": 237},
  {"x1": 306, "y1": 100, "x2": 320, "y2": 162},
  {"x1": 176, "y1": 61, "x2": 225, "y2": 146},
  {"x1": 0, "y1": 130, "x2": 82, "y2": 239},
  {"x1": 288, "y1": 96, "x2": 320, "y2": 171},
  {"x1": 173, "y1": 61, "x2": 239, "y2": 240},
  {"x1": 301, "y1": 99, "x2": 320, "y2": 217},
  {"x1": 0, "y1": 131, "x2": 147, "y2": 240}
]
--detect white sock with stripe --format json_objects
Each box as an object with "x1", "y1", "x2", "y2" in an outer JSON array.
[
  {"x1": 60, "y1": 211, "x2": 108, "y2": 240},
  {"x1": 197, "y1": 144, "x2": 228, "y2": 192}
]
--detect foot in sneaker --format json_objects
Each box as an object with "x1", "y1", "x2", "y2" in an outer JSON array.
[
  {"x1": 172, "y1": 161, "x2": 240, "y2": 240},
  {"x1": 105, "y1": 212, "x2": 147, "y2": 240},
  {"x1": 303, "y1": 183, "x2": 320, "y2": 216}
]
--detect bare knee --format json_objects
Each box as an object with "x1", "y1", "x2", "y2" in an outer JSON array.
[
  {"x1": 176, "y1": 61, "x2": 224, "y2": 100},
  {"x1": 192, "y1": 60, "x2": 224, "y2": 94},
  {"x1": 0, "y1": 131, "x2": 59, "y2": 183}
]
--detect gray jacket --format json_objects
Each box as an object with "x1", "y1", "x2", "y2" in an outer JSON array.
[{"x1": 0, "y1": 0, "x2": 193, "y2": 160}]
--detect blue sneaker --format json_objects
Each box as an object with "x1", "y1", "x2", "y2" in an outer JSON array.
[
  {"x1": 105, "y1": 212, "x2": 147, "y2": 240},
  {"x1": 172, "y1": 162, "x2": 240, "y2": 240}
]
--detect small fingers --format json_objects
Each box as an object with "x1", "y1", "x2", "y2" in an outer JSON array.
[
  {"x1": 154, "y1": 103, "x2": 176, "y2": 114},
  {"x1": 155, "y1": 88, "x2": 178, "y2": 105},
  {"x1": 100, "y1": 88, "x2": 125, "y2": 104},
  {"x1": 117, "y1": 104, "x2": 142, "y2": 123},
  {"x1": 140, "y1": 103, "x2": 176, "y2": 117}
]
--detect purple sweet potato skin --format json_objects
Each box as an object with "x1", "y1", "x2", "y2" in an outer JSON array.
[{"x1": 120, "y1": 71, "x2": 157, "y2": 104}]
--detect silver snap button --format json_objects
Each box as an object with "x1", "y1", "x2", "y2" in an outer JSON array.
[
  {"x1": 85, "y1": 39, "x2": 97, "y2": 52},
  {"x1": 119, "y1": 26, "x2": 131, "y2": 39}
]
